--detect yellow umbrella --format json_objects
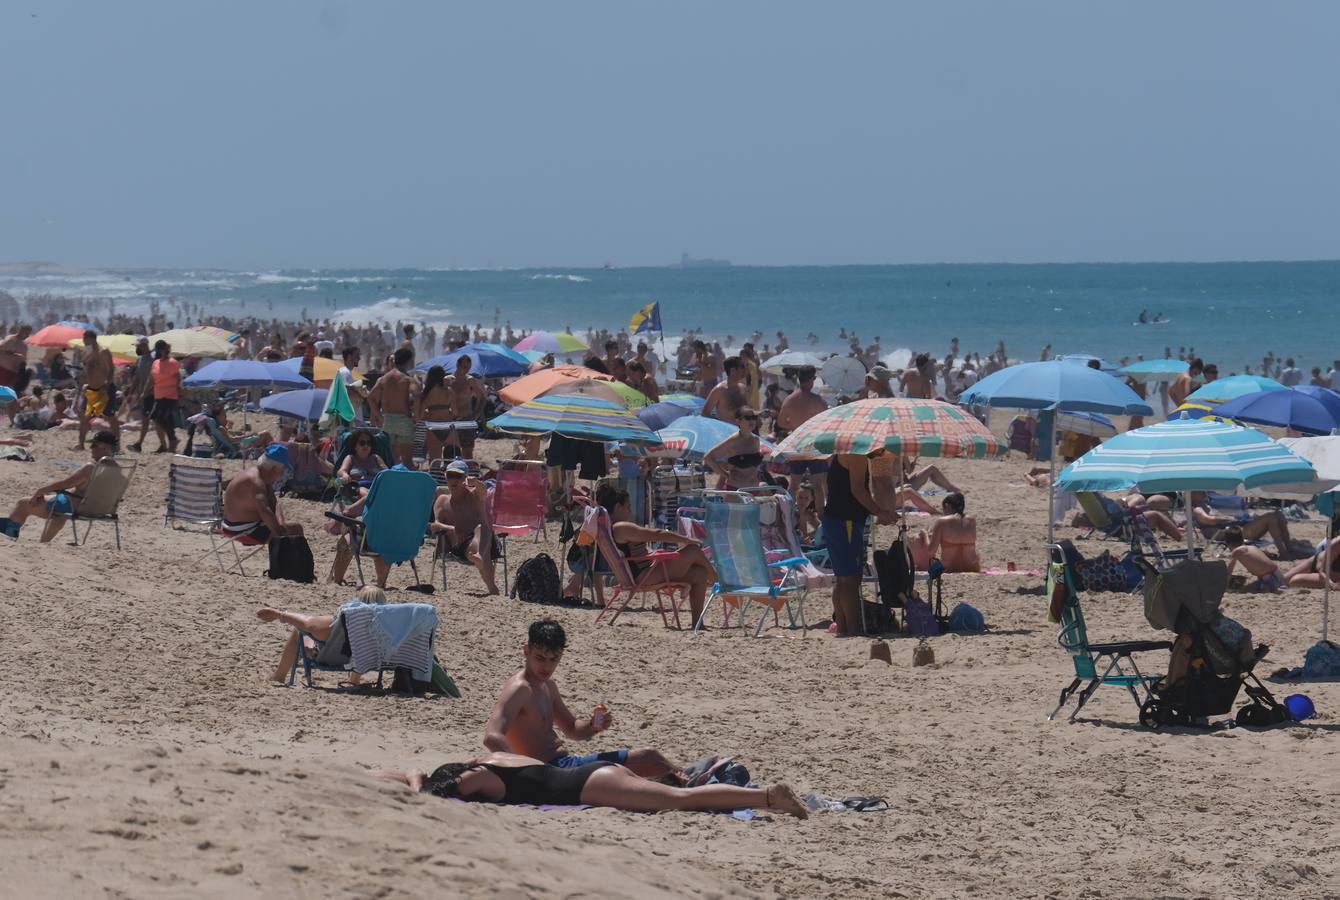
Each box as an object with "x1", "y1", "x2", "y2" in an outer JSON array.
[
  {"x1": 67, "y1": 333, "x2": 142, "y2": 361},
  {"x1": 148, "y1": 328, "x2": 236, "y2": 358},
  {"x1": 282, "y1": 356, "x2": 361, "y2": 388}
]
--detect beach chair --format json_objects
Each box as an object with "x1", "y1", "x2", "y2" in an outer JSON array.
[
  {"x1": 1127, "y1": 511, "x2": 1197, "y2": 573},
  {"x1": 696, "y1": 491, "x2": 809, "y2": 637},
  {"x1": 281, "y1": 442, "x2": 338, "y2": 501},
  {"x1": 325, "y1": 467, "x2": 437, "y2": 589},
  {"x1": 740, "y1": 485, "x2": 834, "y2": 589},
  {"x1": 289, "y1": 600, "x2": 457, "y2": 697},
  {"x1": 334, "y1": 429, "x2": 393, "y2": 474},
  {"x1": 490, "y1": 460, "x2": 548, "y2": 595},
  {"x1": 651, "y1": 465, "x2": 706, "y2": 529},
  {"x1": 165, "y1": 459, "x2": 268, "y2": 575},
  {"x1": 196, "y1": 416, "x2": 259, "y2": 460},
  {"x1": 64, "y1": 457, "x2": 137, "y2": 549},
  {"x1": 586, "y1": 505, "x2": 691, "y2": 629},
  {"x1": 1075, "y1": 492, "x2": 1130, "y2": 541},
  {"x1": 1045, "y1": 541, "x2": 1171, "y2": 723}
]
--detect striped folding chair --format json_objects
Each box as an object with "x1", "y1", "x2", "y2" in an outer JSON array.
[
  {"x1": 697, "y1": 491, "x2": 809, "y2": 637},
  {"x1": 165, "y1": 458, "x2": 266, "y2": 575}
]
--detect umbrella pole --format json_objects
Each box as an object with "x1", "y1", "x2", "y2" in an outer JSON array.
[
  {"x1": 1046, "y1": 435, "x2": 1056, "y2": 546},
  {"x1": 1185, "y1": 492, "x2": 1194, "y2": 555},
  {"x1": 1325, "y1": 536, "x2": 1332, "y2": 642}
]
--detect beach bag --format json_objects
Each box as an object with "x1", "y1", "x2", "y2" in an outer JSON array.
[
  {"x1": 862, "y1": 600, "x2": 896, "y2": 635},
  {"x1": 874, "y1": 536, "x2": 915, "y2": 609},
  {"x1": 1076, "y1": 550, "x2": 1136, "y2": 593},
  {"x1": 266, "y1": 535, "x2": 316, "y2": 584},
  {"x1": 706, "y1": 761, "x2": 751, "y2": 787},
  {"x1": 1302, "y1": 640, "x2": 1340, "y2": 678},
  {"x1": 947, "y1": 602, "x2": 985, "y2": 633},
  {"x1": 904, "y1": 596, "x2": 940, "y2": 637},
  {"x1": 511, "y1": 553, "x2": 561, "y2": 603}
]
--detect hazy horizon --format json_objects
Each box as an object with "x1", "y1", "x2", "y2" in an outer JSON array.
[{"x1": 4, "y1": 1, "x2": 1338, "y2": 270}]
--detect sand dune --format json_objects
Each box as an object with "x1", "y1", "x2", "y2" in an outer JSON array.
[{"x1": 2, "y1": 423, "x2": 1337, "y2": 898}]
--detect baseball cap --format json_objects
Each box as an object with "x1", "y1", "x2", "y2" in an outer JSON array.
[
  {"x1": 264, "y1": 443, "x2": 291, "y2": 468},
  {"x1": 445, "y1": 459, "x2": 469, "y2": 475}
]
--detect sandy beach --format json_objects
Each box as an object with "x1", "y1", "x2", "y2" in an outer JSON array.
[{"x1": 2, "y1": 420, "x2": 1337, "y2": 899}]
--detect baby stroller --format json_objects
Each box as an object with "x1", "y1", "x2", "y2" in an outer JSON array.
[{"x1": 1135, "y1": 558, "x2": 1286, "y2": 729}]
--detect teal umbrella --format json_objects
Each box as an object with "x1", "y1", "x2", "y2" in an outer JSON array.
[{"x1": 1185, "y1": 374, "x2": 1286, "y2": 405}]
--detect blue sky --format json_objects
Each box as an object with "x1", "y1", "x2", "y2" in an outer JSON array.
[{"x1": 2, "y1": 1, "x2": 1336, "y2": 268}]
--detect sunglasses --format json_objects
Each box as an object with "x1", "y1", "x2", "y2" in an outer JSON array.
[
  {"x1": 445, "y1": 471, "x2": 466, "y2": 479},
  {"x1": 356, "y1": 440, "x2": 372, "y2": 447}
]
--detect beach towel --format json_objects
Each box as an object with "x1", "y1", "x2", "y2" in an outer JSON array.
[{"x1": 341, "y1": 601, "x2": 437, "y2": 681}]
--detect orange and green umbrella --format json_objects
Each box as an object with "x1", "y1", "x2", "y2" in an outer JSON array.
[{"x1": 773, "y1": 398, "x2": 1008, "y2": 460}]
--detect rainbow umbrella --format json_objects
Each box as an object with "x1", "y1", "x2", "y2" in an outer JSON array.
[
  {"x1": 499, "y1": 365, "x2": 617, "y2": 406},
  {"x1": 542, "y1": 377, "x2": 649, "y2": 409},
  {"x1": 191, "y1": 325, "x2": 241, "y2": 343},
  {"x1": 489, "y1": 393, "x2": 658, "y2": 443},
  {"x1": 26, "y1": 323, "x2": 87, "y2": 348},
  {"x1": 774, "y1": 399, "x2": 1008, "y2": 460},
  {"x1": 513, "y1": 330, "x2": 588, "y2": 355}
]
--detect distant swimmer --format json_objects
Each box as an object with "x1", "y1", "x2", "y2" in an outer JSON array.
[{"x1": 1138, "y1": 310, "x2": 1149, "y2": 324}]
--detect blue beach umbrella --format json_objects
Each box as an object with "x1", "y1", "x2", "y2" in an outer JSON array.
[
  {"x1": 1119, "y1": 359, "x2": 1189, "y2": 383},
  {"x1": 183, "y1": 359, "x2": 312, "y2": 389},
  {"x1": 0, "y1": 386, "x2": 16, "y2": 403},
  {"x1": 959, "y1": 360, "x2": 1153, "y2": 543},
  {"x1": 1185, "y1": 374, "x2": 1286, "y2": 405},
  {"x1": 489, "y1": 393, "x2": 658, "y2": 443},
  {"x1": 416, "y1": 342, "x2": 530, "y2": 378},
  {"x1": 1059, "y1": 354, "x2": 1118, "y2": 373},
  {"x1": 652, "y1": 415, "x2": 776, "y2": 461},
  {"x1": 1212, "y1": 387, "x2": 1340, "y2": 437},
  {"x1": 636, "y1": 401, "x2": 696, "y2": 430},
  {"x1": 259, "y1": 388, "x2": 328, "y2": 422}
]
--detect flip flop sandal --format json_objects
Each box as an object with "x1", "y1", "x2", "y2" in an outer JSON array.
[{"x1": 840, "y1": 797, "x2": 890, "y2": 812}]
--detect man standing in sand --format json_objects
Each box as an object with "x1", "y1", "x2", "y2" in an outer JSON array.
[
  {"x1": 441, "y1": 355, "x2": 487, "y2": 459},
  {"x1": 692, "y1": 340, "x2": 719, "y2": 398},
  {"x1": 76, "y1": 330, "x2": 121, "y2": 450},
  {"x1": 1168, "y1": 358, "x2": 1202, "y2": 410},
  {"x1": 0, "y1": 323, "x2": 29, "y2": 392},
  {"x1": 483, "y1": 619, "x2": 682, "y2": 779},
  {"x1": 702, "y1": 356, "x2": 746, "y2": 423},
  {"x1": 776, "y1": 365, "x2": 830, "y2": 513},
  {"x1": 429, "y1": 459, "x2": 498, "y2": 595},
  {"x1": 368, "y1": 346, "x2": 417, "y2": 467}
]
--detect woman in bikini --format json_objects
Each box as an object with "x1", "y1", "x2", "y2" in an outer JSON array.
[
  {"x1": 705, "y1": 406, "x2": 766, "y2": 490},
  {"x1": 337, "y1": 428, "x2": 387, "y2": 494},
  {"x1": 417, "y1": 365, "x2": 455, "y2": 461},
  {"x1": 374, "y1": 751, "x2": 808, "y2": 818},
  {"x1": 907, "y1": 492, "x2": 981, "y2": 572},
  {"x1": 1283, "y1": 522, "x2": 1340, "y2": 589}
]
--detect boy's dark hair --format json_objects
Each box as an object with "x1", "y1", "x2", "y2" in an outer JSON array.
[
  {"x1": 393, "y1": 347, "x2": 414, "y2": 368},
  {"x1": 604, "y1": 340, "x2": 618, "y2": 352},
  {"x1": 342, "y1": 346, "x2": 360, "y2": 361},
  {"x1": 527, "y1": 619, "x2": 566, "y2": 652},
  {"x1": 1189, "y1": 358, "x2": 1204, "y2": 374},
  {"x1": 1222, "y1": 525, "x2": 1244, "y2": 547},
  {"x1": 91, "y1": 429, "x2": 118, "y2": 449},
  {"x1": 723, "y1": 355, "x2": 742, "y2": 375}
]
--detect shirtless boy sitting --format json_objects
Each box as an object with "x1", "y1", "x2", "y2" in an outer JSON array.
[
  {"x1": 430, "y1": 459, "x2": 499, "y2": 595},
  {"x1": 1224, "y1": 526, "x2": 1285, "y2": 593},
  {"x1": 483, "y1": 619, "x2": 681, "y2": 779}
]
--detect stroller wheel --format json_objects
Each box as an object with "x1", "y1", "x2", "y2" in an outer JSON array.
[
  {"x1": 1139, "y1": 699, "x2": 1163, "y2": 729},
  {"x1": 1165, "y1": 704, "x2": 1191, "y2": 727}
]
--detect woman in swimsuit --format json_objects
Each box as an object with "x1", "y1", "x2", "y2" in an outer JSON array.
[
  {"x1": 907, "y1": 492, "x2": 981, "y2": 572},
  {"x1": 1283, "y1": 526, "x2": 1340, "y2": 590},
  {"x1": 705, "y1": 406, "x2": 766, "y2": 490},
  {"x1": 375, "y1": 751, "x2": 808, "y2": 817},
  {"x1": 417, "y1": 366, "x2": 455, "y2": 461},
  {"x1": 337, "y1": 429, "x2": 387, "y2": 492}
]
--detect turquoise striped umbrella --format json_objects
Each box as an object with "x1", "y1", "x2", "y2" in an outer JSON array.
[
  {"x1": 489, "y1": 393, "x2": 658, "y2": 443},
  {"x1": 1056, "y1": 419, "x2": 1315, "y2": 494},
  {"x1": 1185, "y1": 374, "x2": 1285, "y2": 405}
]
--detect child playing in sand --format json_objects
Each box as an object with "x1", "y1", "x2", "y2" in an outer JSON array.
[
  {"x1": 482, "y1": 619, "x2": 682, "y2": 780},
  {"x1": 1223, "y1": 526, "x2": 1285, "y2": 593}
]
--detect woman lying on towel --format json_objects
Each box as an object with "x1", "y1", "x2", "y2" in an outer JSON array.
[{"x1": 375, "y1": 751, "x2": 808, "y2": 817}]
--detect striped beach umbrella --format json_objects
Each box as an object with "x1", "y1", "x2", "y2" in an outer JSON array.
[
  {"x1": 191, "y1": 325, "x2": 241, "y2": 343},
  {"x1": 513, "y1": 330, "x2": 589, "y2": 355},
  {"x1": 499, "y1": 365, "x2": 616, "y2": 406},
  {"x1": 489, "y1": 393, "x2": 659, "y2": 443},
  {"x1": 1056, "y1": 419, "x2": 1315, "y2": 494},
  {"x1": 651, "y1": 415, "x2": 776, "y2": 461},
  {"x1": 773, "y1": 399, "x2": 1008, "y2": 460}
]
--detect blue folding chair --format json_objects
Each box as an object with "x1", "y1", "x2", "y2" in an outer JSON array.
[
  {"x1": 696, "y1": 491, "x2": 809, "y2": 636},
  {"x1": 325, "y1": 467, "x2": 437, "y2": 589}
]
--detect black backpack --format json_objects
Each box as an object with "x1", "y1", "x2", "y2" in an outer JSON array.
[
  {"x1": 511, "y1": 553, "x2": 561, "y2": 603},
  {"x1": 267, "y1": 535, "x2": 316, "y2": 583},
  {"x1": 874, "y1": 535, "x2": 916, "y2": 610}
]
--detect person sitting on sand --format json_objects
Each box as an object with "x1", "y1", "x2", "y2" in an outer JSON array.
[
  {"x1": 255, "y1": 585, "x2": 386, "y2": 684},
  {"x1": 1283, "y1": 521, "x2": 1340, "y2": 590},
  {"x1": 1223, "y1": 526, "x2": 1286, "y2": 593},
  {"x1": 220, "y1": 443, "x2": 304, "y2": 546},
  {"x1": 906, "y1": 492, "x2": 980, "y2": 573},
  {"x1": 429, "y1": 459, "x2": 499, "y2": 595},
  {"x1": 0, "y1": 429, "x2": 118, "y2": 542},
  {"x1": 705, "y1": 406, "x2": 766, "y2": 490},
  {"x1": 374, "y1": 752, "x2": 807, "y2": 817},
  {"x1": 483, "y1": 619, "x2": 682, "y2": 779},
  {"x1": 1189, "y1": 491, "x2": 1302, "y2": 558}
]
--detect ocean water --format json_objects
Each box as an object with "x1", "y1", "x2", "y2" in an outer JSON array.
[{"x1": 2, "y1": 260, "x2": 1337, "y2": 373}]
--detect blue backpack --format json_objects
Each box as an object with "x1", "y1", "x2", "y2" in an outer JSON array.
[{"x1": 947, "y1": 602, "x2": 986, "y2": 633}]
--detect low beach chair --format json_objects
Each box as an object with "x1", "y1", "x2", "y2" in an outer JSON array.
[
  {"x1": 587, "y1": 505, "x2": 690, "y2": 629},
  {"x1": 696, "y1": 491, "x2": 809, "y2": 637},
  {"x1": 165, "y1": 459, "x2": 268, "y2": 575},
  {"x1": 1075, "y1": 492, "x2": 1130, "y2": 541},
  {"x1": 325, "y1": 467, "x2": 437, "y2": 590},
  {"x1": 64, "y1": 457, "x2": 137, "y2": 549},
  {"x1": 1045, "y1": 541, "x2": 1171, "y2": 723},
  {"x1": 651, "y1": 465, "x2": 705, "y2": 529},
  {"x1": 490, "y1": 460, "x2": 548, "y2": 595},
  {"x1": 290, "y1": 600, "x2": 457, "y2": 697}
]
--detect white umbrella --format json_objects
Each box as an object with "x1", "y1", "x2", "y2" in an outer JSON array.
[
  {"x1": 821, "y1": 356, "x2": 867, "y2": 394},
  {"x1": 760, "y1": 350, "x2": 826, "y2": 375}
]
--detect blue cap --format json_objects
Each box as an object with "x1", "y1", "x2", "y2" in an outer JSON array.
[
  {"x1": 264, "y1": 443, "x2": 291, "y2": 468},
  {"x1": 446, "y1": 459, "x2": 469, "y2": 475},
  {"x1": 1284, "y1": 694, "x2": 1315, "y2": 722}
]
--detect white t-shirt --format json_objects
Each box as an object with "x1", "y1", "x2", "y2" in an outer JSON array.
[
  {"x1": 1330, "y1": 369, "x2": 1340, "y2": 391},
  {"x1": 1280, "y1": 366, "x2": 1302, "y2": 386},
  {"x1": 337, "y1": 366, "x2": 356, "y2": 386}
]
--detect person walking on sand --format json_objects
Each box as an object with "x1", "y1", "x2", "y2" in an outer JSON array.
[
  {"x1": 148, "y1": 340, "x2": 182, "y2": 454},
  {"x1": 368, "y1": 346, "x2": 417, "y2": 468},
  {"x1": 482, "y1": 619, "x2": 683, "y2": 779},
  {"x1": 76, "y1": 330, "x2": 121, "y2": 450}
]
